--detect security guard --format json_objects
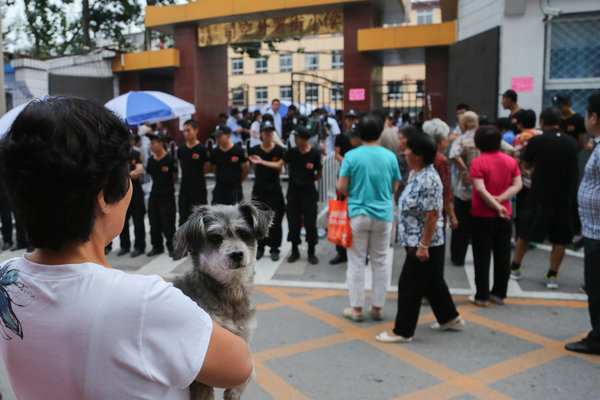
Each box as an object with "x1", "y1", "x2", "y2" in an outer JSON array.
[
  {"x1": 248, "y1": 120, "x2": 286, "y2": 261},
  {"x1": 209, "y1": 124, "x2": 249, "y2": 205},
  {"x1": 118, "y1": 134, "x2": 146, "y2": 257},
  {"x1": 177, "y1": 119, "x2": 209, "y2": 225},
  {"x1": 284, "y1": 125, "x2": 323, "y2": 264},
  {"x1": 146, "y1": 132, "x2": 178, "y2": 258}
]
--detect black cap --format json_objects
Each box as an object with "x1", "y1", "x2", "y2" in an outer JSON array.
[
  {"x1": 502, "y1": 89, "x2": 517, "y2": 101},
  {"x1": 147, "y1": 132, "x2": 167, "y2": 142},
  {"x1": 260, "y1": 120, "x2": 275, "y2": 132},
  {"x1": 345, "y1": 109, "x2": 358, "y2": 118},
  {"x1": 292, "y1": 125, "x2": 312, "y2": 140},
  {"x1": 211, "y1": 124, "x2": 232, "y2": 137},
  {"x1": 552, "y1": 93, "x2": 571, "y2": 106}
]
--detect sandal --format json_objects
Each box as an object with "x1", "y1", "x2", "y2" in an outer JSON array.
[
  {"x1": 375, "y1": 331, "x2": 412, "y2": 343},
  {"x1": 369, "y1": 306, "x2": 384, "y2": 321},
  {"x1": 342, "y1": 307, "x2": 364, "y2": 322}
]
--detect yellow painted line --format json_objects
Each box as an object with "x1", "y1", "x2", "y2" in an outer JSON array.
[
  {"x1": 253, "y1": 332, "x2": 351, "y2": 362},
  {"x1": 469, "y1": 347, "x2": 563, "y2": 385},
  {"x1": 253, "y1": 361, "x2": 309, "y2": 400},
  {"x1": 393, "y1": 383, "x2": 464, "y2": 400}
]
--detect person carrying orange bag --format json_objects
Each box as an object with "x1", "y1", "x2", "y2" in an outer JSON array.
[
  {"x1": 337, "y1": 113, "x2": 401, "y2": 322},
  {"x1": 328, "y1": 193, "x2": 352, "y2": 248}
]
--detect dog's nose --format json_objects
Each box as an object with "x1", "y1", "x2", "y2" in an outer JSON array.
[{"x1": 230, "y1": 252, "x2": 244, "y2": 262}]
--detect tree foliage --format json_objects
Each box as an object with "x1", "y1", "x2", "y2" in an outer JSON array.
[{"x1": 3, "y1": 0, "x2": 175, "y2": 57}]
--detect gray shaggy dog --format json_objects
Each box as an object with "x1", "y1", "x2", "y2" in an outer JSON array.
[{"x1": 172, "y1": 201, "x2": 273, "y2": 400}]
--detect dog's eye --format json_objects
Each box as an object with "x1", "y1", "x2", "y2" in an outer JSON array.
[
  {"x1": 209, "y1": 235, "x2": 221, "y2": 244},
  {"x1": 238, "y1": 230, "x2": 251, "y2": 241}
]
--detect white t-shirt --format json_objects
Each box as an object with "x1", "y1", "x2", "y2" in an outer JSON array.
[
  {"x1": 0, "y1": 256, "x2": 212, "y2": 400},
  {"x1": 325, "y1": 116, "x2": 341, "y2": 155},
  {"x1": 249, "y1": 120, "x2": 262, "y2": 148}
]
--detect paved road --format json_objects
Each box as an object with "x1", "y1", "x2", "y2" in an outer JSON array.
[{"x1": 0, "y1": 179, "x2": 596, "y2": 399}]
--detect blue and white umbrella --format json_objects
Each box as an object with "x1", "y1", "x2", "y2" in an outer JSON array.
[
  {"x1": 0, "y1": 101, "x2": 30, "y2": 138},
  {"x1": 105, "y1": 91, "x2": 196, "y2": 127}
]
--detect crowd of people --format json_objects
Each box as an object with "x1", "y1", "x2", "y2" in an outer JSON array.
[
  {"x1": 0, "y1": 88, "x2": 598, "y2": 398},
  {"x1": 102, "y1": 92, "x2": 599, "y2": 354}
]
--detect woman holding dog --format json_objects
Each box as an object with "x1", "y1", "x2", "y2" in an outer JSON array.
[
  {"x1": 337, "y1": 113, "x2": 401, "y2": 322},
  {"x1": 377, "y1": 134, "x2": 464, "y2": 343},
  {"x1": 248, "y1": 119, "x2": 286, "y2": 261},
  {"x1": 0, "y1": 97, "x2": 252, "y2": 399}
]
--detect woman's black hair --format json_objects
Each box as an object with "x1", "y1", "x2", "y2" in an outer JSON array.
[
  {"x1": 357, "y1": 113, "x2": 383, "y2": 142},
  {"x1": 406, "y1": 134, "x2": 437, "y2": 165},
  {"x1": 516, "y1": 109, "x2": 536, "y2": 129},
  {"x1": 474, "y1": 125, "x2": 502, "y2": 152},
  {"x1": 0, "y1": 97, "x2": 131, "y2": 250}
]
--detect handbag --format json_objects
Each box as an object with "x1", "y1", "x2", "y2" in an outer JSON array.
[{"x1": 327, "y1": 193, "x2": 352, "y2": 248}]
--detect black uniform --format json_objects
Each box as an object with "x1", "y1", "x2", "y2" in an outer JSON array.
[
  {"x1": 560, "y1": 113, "x2": 586, "y2": 146},
  {"x1": 335, "y1": 131, "x2": 355, "y2": 157},
  {"x1": 249, "y1": 144, "x2": 286, "y2": 254},
  {"x1": 210, "y1": 145, "x2": 248, "y2": 205},
  {"x1": 146, "y1": 152, "x2": 177, "y2": 252},
  {"x1": 284, "y1": 147, "x2": 322, "y2": 246},
  {"x1": 119, "y1": 149, "x2": 146, "y2": 253},
  {"x1": 177, "y1": 143, "x2": 208, "y2": 225}
]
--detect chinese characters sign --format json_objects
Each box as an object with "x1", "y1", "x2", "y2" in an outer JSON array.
[
  {"x1": 349, "y1": 88, "x2": 365, "y2": 102},
  {"x1": 198, "y1": 9, "x2": 343, "y2": 47},
  {"x1": 511, "y1": 77, "x2": 534, "y2": 92}
]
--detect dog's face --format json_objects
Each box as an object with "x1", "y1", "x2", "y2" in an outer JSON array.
[{"x1": 174, "y1": 201, "x2": 273, "y2": 285}]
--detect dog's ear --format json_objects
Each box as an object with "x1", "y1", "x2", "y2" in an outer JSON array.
[
  {"x1": 174, "y1": 205, "x2": 210, "y2": 257},
  {"x1": 239, "y1": 201, "x2": 273, "y2": 240}
]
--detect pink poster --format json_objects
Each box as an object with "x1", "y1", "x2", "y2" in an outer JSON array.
[
  {"x1": 349, "y1": 88, "x2": 365, "y2": 102},
  {"x1": 511, "y1": 77, "x2": 534, "y2": 92}
]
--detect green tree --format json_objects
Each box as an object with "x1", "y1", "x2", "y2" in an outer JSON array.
[{"x1": 3, "y1": 0, "x2": 174, "y2": 57}]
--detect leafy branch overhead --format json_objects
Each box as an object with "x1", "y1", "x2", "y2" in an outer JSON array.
[{"x1": 4, "y1": 0, "x2": 175, "y2": 57}]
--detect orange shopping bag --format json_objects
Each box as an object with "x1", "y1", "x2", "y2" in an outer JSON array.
[{"x1": 327, "y1": 195, "x2": 352, "y2": 248}]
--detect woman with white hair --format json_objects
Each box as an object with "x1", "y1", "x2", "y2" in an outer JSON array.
[{"x1": 422, "y1": 118, "x2": 459, "y2": 230}]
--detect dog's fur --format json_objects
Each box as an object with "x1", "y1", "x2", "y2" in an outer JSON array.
[{"x1": 172, "y1": 201, "x2": 273, "y2": 400}]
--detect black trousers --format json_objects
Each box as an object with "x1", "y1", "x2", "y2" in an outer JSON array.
[
  {"x1": 212, "y1": 184, "x2": 243, "y2": 206},
  {"x1": 148, "y1": 193, "x2": 176, "y2": 251},
  {"x1": 393, "y1": 245, "x2": 459, "y2": 338},
  {"x1": 179, "y1": 187, "x2": 207, "y2": 226},
  {"x1": 253, "y1": 189, "x2": 285, "y2": 253},
  {"x1": 335, "y1": 244, "x2": 347, "y2": 257},
  {"x1": 471, "y1": 216, "x2": 512, "y2": 301},
  {"x1": 451, "y1": 198, "x2": 472, "y2": 265},
  {"x1": 119, "y1": 191, "x2": 146, "y2": 251},
  {"x1": 287, "y1": 190, "x2": 318, "y2": 246},
  {"x1": 584, "y1": 237, "x2": 600, "y2": 348}
]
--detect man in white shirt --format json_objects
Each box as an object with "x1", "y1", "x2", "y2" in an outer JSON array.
[
  {"x1": 266, "y1": 99, "x2": 283, "y2": 139},
  {"x1": 226, "y1": 108, "x2": 246, "y2": 144}
]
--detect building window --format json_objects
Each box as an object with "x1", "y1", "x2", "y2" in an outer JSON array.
[
  {"x1": 305, "y1": 84, "x2": 319, "y2": 102},
  {"x1": 231, "y1": 58, "x2": 243, "y2": 75},
  {"x1": 416, "y1": 9, "x2": 434, "y2": 25},
  {"x1": 547, "y1": 17, "x2": 600, "y2": 80},
  {"x1": 416, "y1": 80, "x2": 425, "y2": 99},
  {"x1": 331, "y1": 51, "x2": 343, "y2": 69},
  {"x1": 387, "y1": 81, "x2": 403, "y2": 100},
  {"x1": 331, "y1": 83, "x2": 343, "y2": 101},
  {"x1": 544, "y1": 15, "x2": 600, "y2": 115},
  {"x1": 231, "y1": 88, "x2": 245, "y2": 106},
  {"x1": 255, "y1": 87, "x2": 268, "y2": 104},
  {"x1": 280, "y1": 54, "x2": 293, "y2": 72},
  {"x1": 280, "y1": 86, "x2": 292, "y2": 102},
  {"x1": 255, "y1": 57, "x2": 268, "y2": 73},
  {"x1": 305, "y1": 53, "x2": 319, "y2": 71}
]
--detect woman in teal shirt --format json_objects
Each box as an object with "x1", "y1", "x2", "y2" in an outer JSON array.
[{"x1": 337, "y1": 114, "x2": 401, "y2": 322}]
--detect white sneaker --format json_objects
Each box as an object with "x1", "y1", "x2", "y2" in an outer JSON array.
[{"x1": 430, "y1": 316, "x2": 465, "y2": 331}]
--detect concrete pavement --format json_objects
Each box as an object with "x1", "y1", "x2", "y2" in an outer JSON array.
[{"x1": 0, "y1": 180, "x2": 596, "y2": 399}]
